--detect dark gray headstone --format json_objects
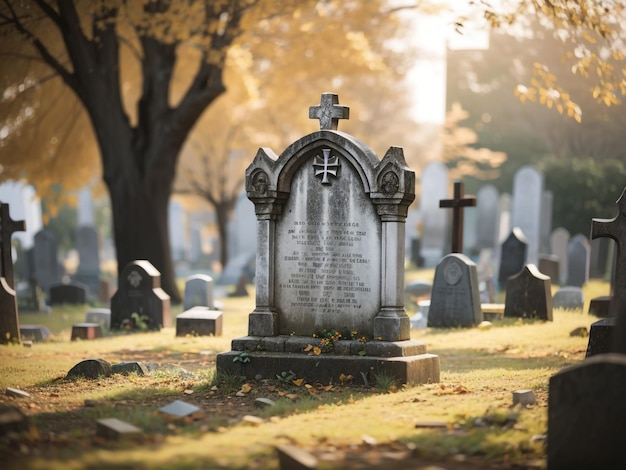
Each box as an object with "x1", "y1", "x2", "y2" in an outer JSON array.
[
  {"x1": 33, "y1": 228, "x2": 63, "y2": 300},
  {"x1": 183, "y1": 274, "x2": 215, "y2": 310},
  {"x1": 176, "y1": 307, "x2": 223, "y2": 337},
  {"x1": 567, "y1": 233, "x2": 590, "y2": 287},
  {"x1": 504, "y1": 264, "x2": 553, "y2": 321},
  {"x1": 66, "y1": 358, "x2": 112, "y2": 379},
  {"x1": 498, "y1": 227, "x2": 528, "y2": 285},
  {"x1": 585, "y1": 317, "x2": 615, "y2": 357},
  {"x1": 110, "y1": 260, "x2": 171, "y2": 331},
  {"x1": 70, "y1": 323, "x2": 103, "y2": 341},
  {"x1": 552, "y1": 286, "x2": 584, "y2": 310},
  {"x1": 74, "y1": 225, "x2": 101, "y2": 300},
  {"x1": 111, "y1": 361, "x2": 149, "y2": 376},
  {"x1": 428, "y1": 253, "x2": 482, "y2": 328},
  {"x1": 548, "y1": 354, "x2": 626, "y2": 469},
  {"x1": 537, "y1": 254, "x2": 560, "y2": 285},
  {"x1": 49, "y1": 281, "x2": 88, "y2": 305}
]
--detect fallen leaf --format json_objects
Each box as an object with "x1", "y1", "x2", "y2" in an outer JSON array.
[
  {"x1": 286, "y1": 393, "x2": 299, "y2": 400},
  {"x1": 303, "y1": 344, "x2": 313, "y2": 352},
  {"x1": 240, "y1": 383, "x2": 252, "y2": 393},
  {"x1": 313, "y1": 347, "x2": 322, "y2": 356},
  {"x1": 292, "y1": 378, "x2": 304, "y2": 387}
]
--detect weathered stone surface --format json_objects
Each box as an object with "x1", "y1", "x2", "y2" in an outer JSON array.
[
  {"x1": 111, "y1": 361, "x2": 149, "y2": 376},
  {"x1": 158, "y1": 400, "x2": 201, "y2": 418},
  {"x1": 566, "y1": 233, "x2": 590, "y2": 287},
  {"x1": 588, "y1": 295, "x2": 612, "y2": 318},
  {"x1": 216, "y1": 93, "x2": 439, "y2": 386},
  {"x1": 66, "y1": 358, "x2": 112, "y2": 380},
  {"x1": 498, "y1": 228, "x2": 528, "y2": 285},
  {"x1": 19, "y1": 324, "x2": 51, "y2": 342},
  {"x1": 548, "y1": 354, "x2": 626, "y2": 469},
  {"x1": 585, "y1": 317, "x2": 615, "y2": 357},
  {"x1": 183, "y1": 274, "x2": 216, "y2": 310},
  {"x1": 511, "y1": 166, "x2": 544, "y2": 265},
  {"x1": 85, "y1": 308, "x2": 111, "y2": 329},
  {"x1": 512, "y1": 389, "x2": 536, "y2": 407}
]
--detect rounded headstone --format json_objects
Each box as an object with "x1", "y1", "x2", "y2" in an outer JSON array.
[{"x1": 66, "y1": 358, "x2": 112, "y2": 379}]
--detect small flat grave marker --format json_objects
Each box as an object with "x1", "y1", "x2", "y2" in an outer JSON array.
[
  {"x1": 158, "y1": 400, "x2": 202, "y2": 419},
  {"x1": 96, "y1": 418, "x2": 142, "y2": 441},
  {"x1": 5, "y1": 387, "x2": 30, "y2": 399},
  {"x1": 85, "y1": 307, "x2": 111, "y2": 330},
  {"x1": 19, "y1": 324, "x2": 51, "y2": 342}
]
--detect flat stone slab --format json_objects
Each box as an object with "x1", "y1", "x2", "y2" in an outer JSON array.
[
  {"x1": 216, "y1": 350, "x2": 440, "y2": 386},
  {"x1": 276, "y1": 444, "x2": 318, "y2": 470},
  {"x1": 158, "y1": 400, "x2": 202, "y2": 418},
  {"x1": 19, "y1": 325, "x2": 51, "y2": 342},
  {"x1": 175, "y1": 308, "x2": 223, "y2": 337},
  {"x1": 96, "y1": 418, "x2": 142, "y2": 440},
  {"x1": 552, "y1": 286, "x2": 584, "y2": 310},
  {"x1": 512, "y1": 389, "x2": 536, "y2": 407},
  {"x1": 5, "y1": 387, "x2": 30, "y2": 399},
  {"x1": 71, "y1": 323, "x2": 103, "y2": 341}
]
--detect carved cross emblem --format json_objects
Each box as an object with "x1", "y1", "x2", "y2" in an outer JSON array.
[
  {"x1": 128, "y1": 270, "x2": 142, "y2": 288},
  {"x1": 313, "y1": 149, "x2": 340, "y2": 185}
]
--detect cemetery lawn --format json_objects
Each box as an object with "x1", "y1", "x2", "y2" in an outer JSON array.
[{"x1": 0, "y1": 274, "x2": 610, "y2": 470}]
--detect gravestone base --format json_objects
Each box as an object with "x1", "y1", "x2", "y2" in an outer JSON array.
[
  {"x1": 217, "y1": 336, "x2": 440, "y2": 386},
  {"x1": 176, "y1": 308, "x2": 223, "y2": 337},
  {"x1": 19, "y1": 325, "x2": 51, "y2": 342},
  {"x1": 71, "y1": 323, "x2": 103, "y2": 341},
  {"x1": 588, "y1": 295, "x2": 612, "y2": 317}
]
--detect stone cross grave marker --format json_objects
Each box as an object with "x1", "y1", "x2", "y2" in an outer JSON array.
[
  {"x1": 0, "y1": 202, "x2": 26, "y2": 344},
  {"x1": 590, "y1": 186, "x2": 626, "y2": 352},
  {"x1": 216, "y1": 93, "x2": 439, "y2": 386},
  {"x1": 439, "y1": 181, "x2": 476, "y2": 254}
]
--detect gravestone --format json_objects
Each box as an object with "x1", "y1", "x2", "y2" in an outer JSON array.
[
  {"x1": 504, "y1": 264, "x2": 552, "y2": 321},
  {"x1": 49, "y1": 281, "x2": 88, "y2": 305},
  {"x1": 110, "y1": 260, "x2": 171, "y2": 331},
  {"x1": 538, "y1": 254, "x2": 560, "y2": 285},
  {"x1": 0, "y1": 202, "x2": 26, "y2": 344},
  {"x1": 183, "y1": 274, "x2": 216, "y2": 310},
  {"x1": 419, "y1": 161, "x2": 449, "y2": 266},
  {"x1": 428, "y1": 253, "x2": 482, "y2": 328},
  {"x1": 552, "y1": 286, "x2": 584, "y2": 310},
  {"x1": 540, "y1": 190, "x2": 553, "y2": 255},
  {"x1": 19, "y1": 324, "x2": 51, "y2": 342},
  {"x1": 71, "y1": 323, "x2": 103, "y2": 341},
  {"x1": 550, "y1": 227, "x2": 570, "y2": 285},
  {"x1": 168, "y1": 199, "x2": 188, "y2": 263},
  {"x1": 566, "y1": 233, "x2": 590, "y2": 287},
  {"x1": 33, "y1": 228, "x2": 63, "y2": 301},
  {"x1": 585, "y1": 317, "x2": 615, "y2": 357},
  {"x1": 227, "y1": 190, "x2": 257, "y2": 262},
  {"x1": 216, "y1": 93, "x2": 439, "y2": 385},
  {"x1": 0, "y1": 181, "x2": 42, "y2": 250},
  {"x1": 85, "y1": 307, "x2": 111, "y2": 330},
  {"x1": 74, "y1": 225, "x2": 101, "y2": 300},
  {"x1": 548, "y1": 354, "x2": 626, "y2": 469},
  {"x1": 475, "y1": 184, "x2": 499, "y2": 251},
  {"x1": 497, "y1": 227, "x2": 528, "y2": 285},
  {"x1": 511, "y1": 166, "x2": 544, "y2": 265}
]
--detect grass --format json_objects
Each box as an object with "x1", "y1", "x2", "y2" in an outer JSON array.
[{"x1": 0, "y1": 270, "x2": 611, "y2": 469}]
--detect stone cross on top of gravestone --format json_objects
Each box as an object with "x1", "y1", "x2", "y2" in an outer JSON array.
[
  {"x1": 0, "y1": 202, "x2": 26, "y2": 288},
  {"x1": 309, "y1": 92, "x2": 350, "y2": 130},
  {"x1": 591, "y1": 186, "x2": 626, "y2": 351},
  {"x1": 439, "y1": 181, "x2": 476, "y2": 254}
]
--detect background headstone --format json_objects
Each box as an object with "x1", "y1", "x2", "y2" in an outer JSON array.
[
  {"x1": 110, "y1": 260, "x2": 171, "y2": 331},
  {"x1": 419, "y1": 161, "x2": 449, "y2": 267},
  {"x1": 511, "y1": 166, "x2": 544, "y2": 265},
  {"x1": 475, "y1": 184, "x2": 500, "y2": 252},
  {"x1": 497, "y1": 227, "x2": 528, "y2": 286},
  {"x1": 73, "y1": 225, "x2": 101, "y2": 300},
  {"x1": 33, "y1": 228, "x2": 63, "y2": 301},
  {"x1": 567, "y1": 233, "x2": 590, "y2": 287},
  {"x1": 428, "y1": 253, "x2": 482, "y2": 328},
  {"x1": 537, "y1": 254, "x2": 560, "y2": 285},
  {"x1": 49, "y1": 281, "x2": 88, "y2": 305},
  {"x1": 550, "y1": 227, "x2": 570, "y2": 285},
  {"x1": 504, "y1": 264, "x2": 552, "y2": 321},
  {"x1": 183, "y1": 274, "x2": 216, "y2": 310},
  {"x1": 552, "y1": 286, "x2": 584, "y2": 310}
]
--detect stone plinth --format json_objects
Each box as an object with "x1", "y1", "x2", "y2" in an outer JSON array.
[
  {"x1": 71, "y1": 323, "x2": 103, "y2": 341},
  {"x1": 176, "y1": 307, "x2": 223, "y2": 337}
]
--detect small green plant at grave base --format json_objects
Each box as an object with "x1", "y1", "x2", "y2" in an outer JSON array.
[
  {"x1": 276, "y1": 370, "x2": 297, "y2": 383},
  {"x1": 213, "y1": 372, "x2": 246, "y2": 394},
  {"x1": 372, "y1": 370, "x2": 398, "y2": 393},
  {"x1": 311, "y1": 328, "x2": 368, "y2": 354},
  {"x1": 233, "y1": 351, "x2": 251, "y2": 364}
]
